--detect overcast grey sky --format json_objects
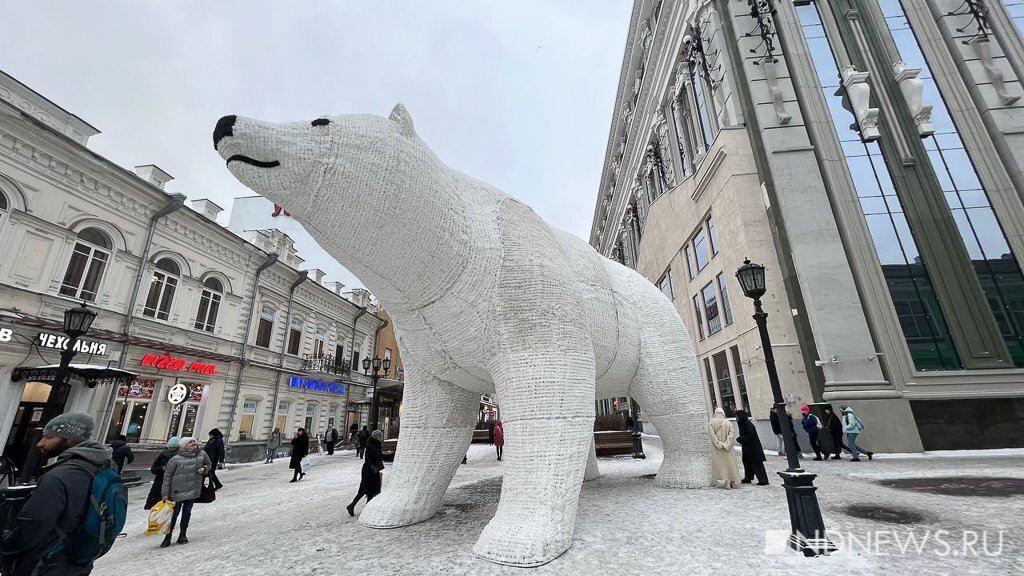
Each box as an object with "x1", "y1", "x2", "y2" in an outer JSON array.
[{"x1": 2, "y1": 1, "x2": 630, "y2": 289}]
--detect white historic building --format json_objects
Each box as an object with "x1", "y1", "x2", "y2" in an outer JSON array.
[
  {"x1": 592, "y1": 0, "x2": 1024, "y2": 451},
  {"x1": 0, "y1": 70, "x2": 381, "y2": 466}
]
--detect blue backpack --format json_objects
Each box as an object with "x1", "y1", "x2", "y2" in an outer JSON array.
[{"x1": 49, "y1": 464, "x2": 128, "y2": 565}]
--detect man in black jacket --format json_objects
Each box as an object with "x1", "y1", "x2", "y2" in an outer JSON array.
[
  {"x1": 0, "y1": 412, "x2": 112, "y2": 576},
  {"x1": 323, "y1": 426, "x2": 339, "y2": 456},
  {"x1": 109, "y1": 435, "x2": 134, "y2": 474},
  {"x1": 204, "y1": 429, "x2": 225, "y2": 490}
]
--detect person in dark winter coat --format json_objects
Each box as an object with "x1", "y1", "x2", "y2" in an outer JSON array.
[
  {"x1": 323, "y1": 426, "x2": 339, "y2": 455},
  {"x1": 356, "y1": 425, "x2": 370, "y2": 459},
  {"x1": 266, "y1": 428, "x2": 282, "y2": 463},
  {"x1": 289, "y1": 428, "x2": 309, "y2": 482},
  {"x1": 824, "y1": 406, "x2": 850, "y2": 460},
  {"x1": 0, "y1": 413, "x2": 113, "y2": 576},
  {"x1": 735, "y1": 410, "x2": 769, "y2": 485},
  {"x1": 799, "y1": 405, "x2": 823, "y2": 460},
  {"x1": 768, "y1": 407, "x2": 783, "y2": 455},
  {"x1": 203, "y1": 429, "x2": 225, "y2": 490},
  {"x1": 109, "y1": 434, "x2": 134, "y2": 474},
  {"x1": 145, "y1": 437, "x2": 180, "y2": 510},
  {"x1": 160, "y1": 437, "x2": 211, "y2": 548},
  {"x1": 346, "y1": 430, "x2": 385, "y2": 516}
]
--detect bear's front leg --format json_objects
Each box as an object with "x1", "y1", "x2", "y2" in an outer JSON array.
[
  {"x1": 359, "y1": 369, "x2": 479, "y2": 528},
  {"x1": 473, "y1": 348, "x2": 595, "y2": 567}
]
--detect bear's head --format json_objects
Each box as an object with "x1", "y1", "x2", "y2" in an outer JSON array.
[{"x1": 213, "y1": 103, "x2": 427, "y2": 221}]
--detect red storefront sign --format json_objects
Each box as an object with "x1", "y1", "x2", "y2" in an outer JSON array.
[{"x1": 140, "y1": 353, "x2": 218, "y2": 375}]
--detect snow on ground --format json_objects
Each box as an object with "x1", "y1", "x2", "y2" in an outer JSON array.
[{"x1": 93, "y1": 440, "x2": 1024, "y2": 576}]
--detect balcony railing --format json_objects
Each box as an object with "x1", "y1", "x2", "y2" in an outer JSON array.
[{"x1": 301, "y1": 353, "x2": 352, "y2": 376}]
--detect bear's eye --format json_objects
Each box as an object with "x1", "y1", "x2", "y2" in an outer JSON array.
[{"x1": 311, "y1": 118, "x2": 331, "y2": 127}]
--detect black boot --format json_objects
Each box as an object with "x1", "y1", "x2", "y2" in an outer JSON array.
[
  {"x1": 177, "y1": 528, "x2": 189, "y2": 545},
  {"x1": 160, "y1": 533, "x2": 172, "y2": 548},
  {"x1": 346, "y1": 502, "x2": 355, "y2": 517}
]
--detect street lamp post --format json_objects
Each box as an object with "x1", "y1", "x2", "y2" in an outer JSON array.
[
  {"x1": 18, "y1": 302, "x2": 97, "y2": 484},
  {"x1": 362, "y1": 356, "x2": 391, "y2": 431},
  {"x1": 735, "y1": 259, "x2": 836, "y2": 557}
]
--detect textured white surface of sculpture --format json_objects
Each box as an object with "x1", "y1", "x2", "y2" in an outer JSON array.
[{"x1": 213, "y1": 105, "x2": 711, "y2": 567}]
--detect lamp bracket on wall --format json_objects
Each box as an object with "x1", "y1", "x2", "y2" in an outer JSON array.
[
  {"x1": 948, "y1": 0, "x2": 992, "y2": 45},
  {"x1": 744, "y1": 0, "x2": 780, "y2": 66}
]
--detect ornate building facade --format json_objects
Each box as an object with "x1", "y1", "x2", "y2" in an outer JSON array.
[{"x1": 592, "y1": 0, "x2": 1024, "y2": 450}]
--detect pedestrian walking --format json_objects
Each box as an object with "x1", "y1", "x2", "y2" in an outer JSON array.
[
  {"x1": 0, "y1": 413, "x2": 116, "y2": 576},
  {"x1": 109, "y1": 434, "x2": 134, "y2": 474},
  {"x1": 735, "y1": 410, "x2": 769, "y2": 485},
  {"x1": 145, "y1": 437, "x2": 179, "y2": 510},
  {"x1": 824, "y1": 406, "x2": 849, "y2": 460},
  {"x1": 159, "y1": 437, "x2": 211, "y2": 548},
  {"x1": 323, "y1": 425, "x2": 339, "y2": 456},
  {"x1": 266, "y1": 428, "x2": 281, "y2": 463},
  {"x1": 346, "y1": 430, "x2": 385, "y2": 516},
  {"x1": 493, "y1": 420, "x2": 504, "y2": 461},
  {"x1": 768, "y1": 407, "x2": 784, "y2": 456},
  {"x1": 356, "y1": 425, "x2": 370, "y2": 459},
  {"x1": 708, "y1": 408, "x2": 739, "y2": 489},
  {"x1": 841, "y1": 406, "x2": 874, "y2": 462},
  {"x1": 349, "y1": 422, "x2": 358, "y2": 443},
  {"x1": 800, "y1": 405, "x2": 823, "y2": 461},
  {"x1": 203, "y1": 428, "x2": 225, "y2": 489},
  {"x1": 289, "y1": 428, "x2": 309, "y2": 482}
]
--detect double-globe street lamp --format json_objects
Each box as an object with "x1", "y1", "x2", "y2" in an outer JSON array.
[
  {"x1": 18, "y1": 302, "x2": 97, "y2": 484},
  {"x1": 734, "y1": 259, "x2": 836, "y2": 557},
  {"x1": 362, "y1": 356, "x2": 392, "y2": 431}
]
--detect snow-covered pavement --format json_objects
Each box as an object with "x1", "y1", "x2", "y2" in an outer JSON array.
[{"x1": 93, "y1": 439, "x2": 1024, "y2": 576}]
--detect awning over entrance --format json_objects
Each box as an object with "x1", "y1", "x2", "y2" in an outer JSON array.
[{"x1": 10, "y1": 363, "x2": 138, "y2": 388}]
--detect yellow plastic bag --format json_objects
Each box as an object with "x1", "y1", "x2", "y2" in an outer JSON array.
[{"x1": 145, "y1": 500, "x2": 175, "y2": 536}]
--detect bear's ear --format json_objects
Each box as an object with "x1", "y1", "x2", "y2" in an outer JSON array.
[{"x1": 389, "y1": 103, "x2": 416, "y2": 136}]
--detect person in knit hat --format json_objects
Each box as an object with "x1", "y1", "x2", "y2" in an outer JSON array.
[
  {"x1": 800, "y1": 405, "x2": 823, "y2": 461},
  {"x1": 0, "y1": 412, "x2": 113, "y2": 576},
  {"x1": 145, "y1": 437, "x2": 180, "y2": 510}
]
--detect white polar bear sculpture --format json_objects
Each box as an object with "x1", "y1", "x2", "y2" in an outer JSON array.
[{"x1": 214, "y1": 104, "x2": 712, "y2": 566}]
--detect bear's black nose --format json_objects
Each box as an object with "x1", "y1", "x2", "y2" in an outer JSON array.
[{"x1": 213, "y1": 115, "x2": 237, "y2": 150}]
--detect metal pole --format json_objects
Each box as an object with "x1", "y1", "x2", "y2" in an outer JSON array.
[
  {"x1": 753, "y1": 298, "x2": 801, "y2": 473},
  {"x1": 369, "y1": 367, "x2": 380, "y2": 431},
  {"x1": 18, "y1": 340, "x2": 78, "y2": 484}
]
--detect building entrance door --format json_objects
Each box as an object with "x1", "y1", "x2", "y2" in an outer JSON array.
[{"x1": 3, "y1": 382, "x2": 51, "y2": 470}]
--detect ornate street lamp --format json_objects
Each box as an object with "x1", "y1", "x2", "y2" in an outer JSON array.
[
  {"x1": 363, "y1": 356, "x2": 391, "y2": 431},
  {"x1": 19, "y1": 302, "x2": 97, "y2": 483},
  {"x1": 735, "y1": 259, "x2": 836, "y2": 557}
]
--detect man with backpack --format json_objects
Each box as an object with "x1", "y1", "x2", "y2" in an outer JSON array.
[
  {"x1": 0, "y1": 412, "x2": 124, "y2": 576},
  {"x1": 323, "y1": 425, "x2": 339, "y2": 456},
  {"x1": 841, "y1": 405, "x2": 874, "y2": 462}
]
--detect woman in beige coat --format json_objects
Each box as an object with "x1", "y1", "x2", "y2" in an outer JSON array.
[{"x1": 708, "y1": 408, "x2": 740, "y2": 489}]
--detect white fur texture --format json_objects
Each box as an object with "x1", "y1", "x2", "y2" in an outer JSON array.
[{"x1": 216, "y1": 104, "x2": 711, "y2": 567}]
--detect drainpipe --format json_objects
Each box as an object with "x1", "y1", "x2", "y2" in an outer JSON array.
[
  {"x1": 223, "y1": 252, "x2": 279, "y2": 442},
  {"x1": 369, "y1": 315, "x2": 389, "y2": 431},
  {"x1": 100, "y1": 192, "x2": 186, "y2": 440},
  {"x1": 269, "y1": 270, "x2": 308, "y2": 437},
  {"x1": 341, "y1": 307, "x2": 368, "y2": 432}
]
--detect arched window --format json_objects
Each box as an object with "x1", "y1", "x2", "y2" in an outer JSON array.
[
  {"x1": 59, "y1": 227, "x2": 112, "y2": 302},
  {"x1": 143, "y1": 258, "x2": 180, "y2": 320},
  {"x1": 194, "y1": 276, "x2": 223, "y2": 332},
  {"x1": 0, "y1": 191, "x2": 8, "y2": 212}
]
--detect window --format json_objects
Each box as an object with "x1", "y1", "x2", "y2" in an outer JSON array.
[
  {"x1": 684, "y1": 244, "x2": 696, "y2": 280},
  {"x1": 730, "y1": 346, "x2": 750, "y2": 411},
  {"x1": 334, "y1": 344, "x2": 346, "y2": 371},
  {"x1": 671, "y1": 85, "x2": 697, "y2": 177},
  {"x1": 716, "y1": 273, "x2": 733, "y2": 326},
  {"x1": 658, "y1": 269, "x2": 674, "y2": 300},
  {"x1": 287, "y1": 318, "x2": 304, "y2": 355},
  {"x1": 275, "y1": 401, "x2": 290, "y2": 435},
  {"x1": 240, "y1": 399, "x2": 258, "y2": 438},
  {"x1": 693, "y1": 228, "x2": 709, "y2": 272},
  {"x1": 693, "y1": 294, "x2": 705, "y2": 340},
  {"x1": 707, "y1": 216, "x2": 718, "y2": 255},
  {"x1": 384, "y1": 347, "x2": 392, "y2": 373},
  {"x1": 1005, "y1": 0, "x2": 1024, "y2": 37},
  {"x1": 143, "y1": 258, "x2": 180, "y2": 320},
  {"x1": 692, "y1": 64, "x2": 716, "y2": 149},
  {"x1": 313, "y1": 328, "x2": 327, "y2": 357},
  {"x1": 712, "y1": 351, "x2": 736, "y2": 417},
  {"x1": 59, "y1": 228, "x2": 111, "y2": 302},
  {"x1": 702, "y1": 281, "x2": 721, "y2": 335},
  {"x1": 351, "y1": 349, "x2": 361, "y2": 371},
  {"x1": 0, "y1": 191, "x2": 7, "y2": 211},
  {"x1": 256, "y1": 306, "x2": 275, "y2": 348},
  {"x1": 703, "y1": 357, "x2": 717, "y2": 410},
  {"x1": 194, "y1": 277, "x2": 223, "y2": 332},
  {"x1": 304, "y1": 402, "x2": 317, "y2": 432}
]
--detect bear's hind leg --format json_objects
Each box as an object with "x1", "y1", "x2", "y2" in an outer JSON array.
[{"x1": 359, "y1": 370, "x2": 479, "y2": 528}]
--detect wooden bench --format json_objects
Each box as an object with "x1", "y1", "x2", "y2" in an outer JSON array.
[
  {"x1": 594, "y1": 431, "x2": 634, "y2": 457},
  {"x1": 381, "y1": 439, "x2": 398, "y2": 462}
]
